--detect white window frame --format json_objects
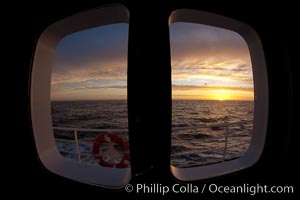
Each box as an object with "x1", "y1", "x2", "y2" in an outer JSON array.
[
  {"x1": 30, "y1": 4, "x2": 131, "y2": 188},
  {"x1": 169, "y1": 9, "x2": 269, "y2": 181}
]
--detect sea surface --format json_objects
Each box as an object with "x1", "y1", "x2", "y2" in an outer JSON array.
[{"x1": 52, "y1": 100, "x2": 253, "y2": 168}]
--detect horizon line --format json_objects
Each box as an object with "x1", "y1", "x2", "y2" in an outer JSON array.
[{"x1": 51, "y1": 99, "x2": 254, "y2": 102}]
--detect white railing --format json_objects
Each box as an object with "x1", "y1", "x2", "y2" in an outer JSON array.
[
  {"x1": 53, "y1": 127, "x2": 128, "y2": 162},
  {"x1": 53, "y1": 120, "x2": 252, "y2": 163}
]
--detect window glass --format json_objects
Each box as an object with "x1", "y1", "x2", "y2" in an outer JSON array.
[
  {"x1": 170, "y1": 22, "x2": 254, "y2": 167},
  {"x1": 51, "y1": 24, "x2": 130, "y2": 168}
]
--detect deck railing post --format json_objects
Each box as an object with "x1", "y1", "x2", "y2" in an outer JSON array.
[{"x1": 74, "y1": 129, "x2": 81, "y2": 162}]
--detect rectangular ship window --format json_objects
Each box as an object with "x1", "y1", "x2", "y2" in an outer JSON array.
[
  {"x1": 51, "y1": 24, "x2": 130, "y2": 168},
  {"x1": 170, "y1": 22, "x2": 254, "y2": 168}
]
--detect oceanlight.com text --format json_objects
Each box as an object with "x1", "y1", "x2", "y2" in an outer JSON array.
[
  {"x1": 208, "y1": 183, "x2": 294, "y2": 195},
  {"x1": 125, "y1": 183, "x2": 294, "y2": 195}
]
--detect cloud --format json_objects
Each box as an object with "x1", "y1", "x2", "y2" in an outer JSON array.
[
  {"x1": 170, "y1": 22, "x2": 253, "y2": 89},
  {"x1": 51, "y1": 79, "x2": 126, "y2": 91},
  {"x1": 73, "y1": 85, "x2": 127, "y2": 90},
  {"x1": 50, "y1": 24, "x2": 129, "y2": 100},
  {"x1": 170, "y1": 23, "x2": 251, "y2": 64},
  {"x1": 52, "y1": 23, "x2": 128, "y2": 73},
  {"x1": 172, "y1": 85, "x2": 253, "y2": 92},
  {"x1": 51, "y1": 23, "x2": 128, "y2": 87},
  {"x1": 51, "y1": 65, "x2": 127, "y2": 85},
  {"x1": 51, "y1": 22, "x2": 254, "y2": 100}
]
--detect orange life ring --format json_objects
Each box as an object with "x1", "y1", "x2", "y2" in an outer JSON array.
[{"x1": 92, "y1": 132, "x2": 130, "y2": 168}]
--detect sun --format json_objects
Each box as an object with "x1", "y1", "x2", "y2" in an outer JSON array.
[{"x1": 212, "y1": 89, "x2": 232, "y2": 101}]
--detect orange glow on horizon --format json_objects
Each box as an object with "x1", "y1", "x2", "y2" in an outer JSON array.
[
  {"x1": 211, "y1": 89, "x2": 232, "y2": 101},
  {"x1": 172, "y1": 86, "x2": 253, "y2": 101}
]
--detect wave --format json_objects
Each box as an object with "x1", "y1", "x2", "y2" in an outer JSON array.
[
  {"x1": 176, "y1": 133, "x2": 211, "y2": 140},
  {"x1": 171, "y1": 145, "x2": 190, "y2": 153}
]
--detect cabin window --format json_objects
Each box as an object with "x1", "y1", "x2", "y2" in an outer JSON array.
[
  {"x1": 169, "y1": 10, "x2": 268, "y2": 181},
  {"x1": 30, "y1": 5, "x2": 131, "y2": 188},
  {"x1": 51, "y1": 24, "x2": 129, "y2": 167},
  {"x1": 170, "y1": 22, "x2": 253, "y2": 166}
]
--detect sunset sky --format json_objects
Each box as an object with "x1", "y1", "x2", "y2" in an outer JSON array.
[
  {"x1": 170, "y1": 23, "x2": 253, "y2": 101},
  {"x1": 51, "y1": 23, "x2": 253, "y2": 101},
  {"x1": 51, "y1": 24, "x2": 128, "y2": 100}
]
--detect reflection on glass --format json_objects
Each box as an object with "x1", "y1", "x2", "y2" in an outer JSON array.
[
  {"x1": 51, "y1": 24, "x2": 129, "y2": 168},
  {"x1": 170, "y1": 22, "x2": 254, "y2": 167}
]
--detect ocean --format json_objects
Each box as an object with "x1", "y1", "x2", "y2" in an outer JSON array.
[{"x1": 52, "y1": 100, "x2": 253, "y2": 168}]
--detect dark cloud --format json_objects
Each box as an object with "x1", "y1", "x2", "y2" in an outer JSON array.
[
  {"x1": 51, "y1": 78, "x2": 126, "y2": 91},
  {"x1": 74, "y1": 85, "x2": 127, "y2": 90},
  {"x1": 170, "y1": 22, "x2": 251, "y2": 66}
]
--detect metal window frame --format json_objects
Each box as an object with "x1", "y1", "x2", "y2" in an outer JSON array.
[{"x1": 30, "y1": 4, "x2": 131, "y2": 188}]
